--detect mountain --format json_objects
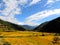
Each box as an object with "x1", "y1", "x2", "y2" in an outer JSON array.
[
  {"x1": 33, "y1": 21, "x2": 49, "y2": 31},
  {"x1": 34, "y1": 17, "x2": 60, "y2": 33},
  {"x1": 22, "y1": 25, "x2": 36, "y2": 30},
  {"x1": 0, "y1": 19, "x2": 25, "y2": 31}
]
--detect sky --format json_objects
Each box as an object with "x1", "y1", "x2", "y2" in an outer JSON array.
[{"x1": 0, "y1": 0, "x2": 60, "y2": 26}]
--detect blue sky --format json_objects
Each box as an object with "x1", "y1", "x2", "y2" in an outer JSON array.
[{"x1": 0, "y1": 0, "x2": 60, "y2": 26}]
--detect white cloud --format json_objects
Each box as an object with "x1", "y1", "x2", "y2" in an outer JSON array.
[
  {"x1": 0, "y1": 0, "x2": 28, "y2": 25},
  {"x1": 44, "y1": 0, "x2": 60, "y2": 6},
  {"x1": 29, "y1": 0, "x2": 60, "y2": 6},
  {"x1": 29, "y1": 0, "x2": 41, "y2": 6},
  {"x1": 25, "y1": 9, "x2": 60, "y2": 26},
  {"x1": 24, "y1": 21, "x2": 39, "y2": 26},
  {"x1": 18, "y1": 0, "x2": 28, "y2": 5},
  {"x1": 1, "y1": 0, "x2": 21, "y2": 16},
  {"x1": 46, "y1": 0, "x2": 54, "y2": 4},
  {"x1": 0, "y1": 16, "x2": 24, "y2": 25}
]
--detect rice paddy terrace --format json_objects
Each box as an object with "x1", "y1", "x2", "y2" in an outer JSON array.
[{"x1": 0, "y1": 31, "x2": 60, "y2": 45}]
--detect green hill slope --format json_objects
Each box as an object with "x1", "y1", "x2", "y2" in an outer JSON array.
[{"x1": 0, "y1": 19, "x2": 25, "y2": 31}]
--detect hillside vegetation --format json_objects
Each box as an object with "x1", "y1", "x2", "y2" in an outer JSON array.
[{"x1": 0, "y1": 19, "x2": 25, "y2": 31}]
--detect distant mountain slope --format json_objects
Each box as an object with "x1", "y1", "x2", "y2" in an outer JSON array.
[
  {"x1": 34, "y1": 17, "x2": 60, "y2": 33},
  {"x1": 0, "y1": 19, "x2": 25, "y2": 31},
  {"x1": 22, "y1": 25, "x2": 36, "y2": 30}
]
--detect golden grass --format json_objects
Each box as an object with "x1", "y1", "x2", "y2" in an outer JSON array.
[{"x1": 0, "y1": 31, "x2": 60, "y2": 45}]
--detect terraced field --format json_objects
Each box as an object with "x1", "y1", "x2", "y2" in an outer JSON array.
[{"x1": 0, "y1": 31, "x2": 60, "y2": 45}]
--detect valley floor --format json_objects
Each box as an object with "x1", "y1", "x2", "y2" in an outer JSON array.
[{"x1": 0, "y1": 31, "x2": 60, "y2": 45}]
